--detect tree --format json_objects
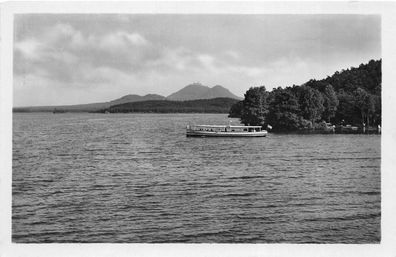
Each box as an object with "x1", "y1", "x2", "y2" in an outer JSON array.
[
  {"x1": 228, "y1": 100, "x2": 243, "y2": 118},
  {"x1": 240, "y1": 86, "x2": 269, "y2": 126},
  {"x1": 334, "y1": 90, "x2": 358, "y2": 124},
  {"x1": 353, "y1": 88, "x2": 375, "y2": 127},
  {"x1": 297, "y1": 86, "x2": 324, "y2": 125},
  {"x1": 267, "y1": 87, "x2": 301, "y2": 130},
  {"x1": 366, "y1": 94, "x2": 376, "y2": 127},
  {"x1": 373, "y1": 94, "x2": 381, "y2": 125},
  {"x1": 322, "y1": 84, "x2": 339, "y2": 122}
]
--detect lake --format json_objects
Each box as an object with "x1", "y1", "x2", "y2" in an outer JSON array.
[{"x1": 12, "y1": 113, "x2": 381, "y2": 243}]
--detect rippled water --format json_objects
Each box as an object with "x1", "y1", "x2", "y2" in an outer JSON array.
[{"x1": 12, "y1": 113, "x2": 381, "y2": 243}]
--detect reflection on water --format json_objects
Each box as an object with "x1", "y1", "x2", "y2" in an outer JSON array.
[{"x1": 13, "y1": 113, "x2": 381, "y2": 243}]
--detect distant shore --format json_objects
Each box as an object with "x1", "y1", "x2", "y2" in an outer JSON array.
[{"x1": 13, "y1": 97, "x2": 238, "y2": 114}]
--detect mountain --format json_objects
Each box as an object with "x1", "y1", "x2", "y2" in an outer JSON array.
[
  {"x1": 166, "y1": 83, "x2": 242, "y2": 101},
  {"x1": 14, "y1": 94, "x2": 165, "y2": 112},
  {"x1": 109, "y1": 94, "x2": 165, "y2": 106}
]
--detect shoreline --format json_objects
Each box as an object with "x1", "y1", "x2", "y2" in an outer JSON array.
[{"x1": 12, "y1": 112, "x2": 381, "y2": 135}]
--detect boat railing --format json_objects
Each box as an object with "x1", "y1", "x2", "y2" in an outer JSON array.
[{"x1": 187, "y1": 124, "x2": 264, "y2": 133}]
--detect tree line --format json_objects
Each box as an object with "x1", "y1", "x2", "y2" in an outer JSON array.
[
  {"x1": 229, "y1": 59, "x2": 381, "y2": 131},
  {"x1": 103, "y1": 98, "x2": 239, "y2": 113}
]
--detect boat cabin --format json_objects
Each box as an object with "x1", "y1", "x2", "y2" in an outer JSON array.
[
  {"x1": 186, "y1": 124, "x2": 267, "y2": 137},
  {"x1": 187, "y1": 125, "x2": 263, "y2": 132}
]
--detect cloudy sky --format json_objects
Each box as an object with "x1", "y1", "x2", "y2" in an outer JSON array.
[{"x1": 14, "y1": 14, "x2": 380, "y2": 106}]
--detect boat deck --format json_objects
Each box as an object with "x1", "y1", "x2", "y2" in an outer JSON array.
[{"x1": 186, "y1": 125, "x2": 267, "y2": 137}]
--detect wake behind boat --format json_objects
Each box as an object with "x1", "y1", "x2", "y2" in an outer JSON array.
[{"x1": 186, "y1": 124, "x2": 267, "y2": 137}]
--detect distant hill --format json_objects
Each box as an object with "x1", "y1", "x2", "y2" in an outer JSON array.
[
  {"x1": 13, "y1": 94, "x2": 165, "y2": 112},
  {"x1": 105, "y1": 97, "x2": 239, "y2": 113},
  {"x1": 167, "y1": 83, "x2": 242, "y2": 101},
  {"x1": 109, "y1": 94, "x2": 165, "y2": 106},
  {"x1": 13, "y1": 83, "x2": 242, "y2": 113}
]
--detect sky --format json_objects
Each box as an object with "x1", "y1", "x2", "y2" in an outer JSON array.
[{"x1": 13, "y1": 14, "x2": 381, "y2": 107}]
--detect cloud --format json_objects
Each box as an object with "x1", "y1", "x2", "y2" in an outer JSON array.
[
  {"x1": 15, "y1": 20, "x2": 277, "y2": 89},
  {"x1": 98, "y1": 31, "x2": 148, "y2": 49},
  {"x1": 13, "y1": 14, "x2": 381, "y2": 106},
  {"x1": 14, "y1": 39, "x2": 41, "y2": 60},
  {"x1": 14, "y1": 22, "x2": 155, "y2": 85},
  {"x1": 123, "y1": 32, "x2": 148, "y2": 46},
  {"x1": 223, "y1": 50, "x2": 240, "y2": 60}
]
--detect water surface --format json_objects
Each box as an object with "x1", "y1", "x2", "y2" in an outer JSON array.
[{"x1": 12, "y1": 113, "x2": 381, "y2": 243}]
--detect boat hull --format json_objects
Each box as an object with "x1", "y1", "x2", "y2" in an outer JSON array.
[{"x1": 186, "y1": 130, "x2": 267, "y2": 137}]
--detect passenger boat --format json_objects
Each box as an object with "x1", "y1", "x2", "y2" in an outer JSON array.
[{"x1": 186, "y1": 124, "x2": 267, "y2": 137}]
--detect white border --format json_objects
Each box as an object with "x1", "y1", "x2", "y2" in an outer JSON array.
[{"x1": 1, "y1": 2, "x2": 396, "y2": 257}]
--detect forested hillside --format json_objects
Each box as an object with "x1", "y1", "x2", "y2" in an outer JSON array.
[
  {"x1": 106, "y1": 98, "x2": 238, "y2": 113},
  {"x1": 229, "y1": 59, "x2": 381, "y2": 131}
]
